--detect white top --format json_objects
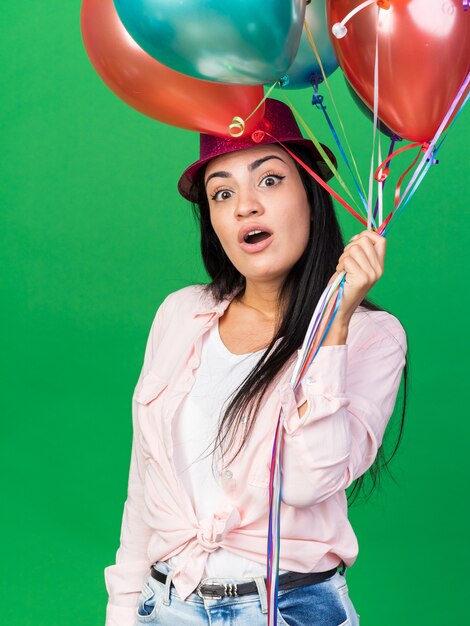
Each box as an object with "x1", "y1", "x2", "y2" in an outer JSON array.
[{"x1": 167, "y1": 321, "x2": 288, "y2": 579}]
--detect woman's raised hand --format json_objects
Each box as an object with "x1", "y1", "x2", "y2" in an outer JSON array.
[{"x1": 328, "y1": 229, "x2": 386, "y2": 327}]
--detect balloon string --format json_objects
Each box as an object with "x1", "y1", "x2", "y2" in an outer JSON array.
[
  {"x1": 381, "y1": 71, "x2": 470, "y2": 237},
  {"x1": 266, "y1": 416, "x2": 282, "y2": 626},
  {"x1": 228, "y1": 81, "x2": 278, "y2": 137},
  {"x1": 367, "y1": 6, "x2": 381, "y2": 230},
  {"x1": 297, "y1": 279, "x2": 346, "y2": 385},
  {"x1": 303, "y1": 19, "x2": 367, "y2": 199},
  {"x1": 374, "y1": 141, "x2": 422, "y2": 181},
  {"x1": 266, "y1": 273, "x2": 346, "y2": 626},
  {"x1": 280, "y1": 94, "x2": 366, "y2": 217},
  {"x1": 394, "y1": 71, "x2": 470, "y2": 211},
  {"x1": 382, "y1": 90, "x2": 469, "y2": 237},
  {"x1": 311, "y1": 85, "x2": 369, "y2": 216},
  {"x1": 393, "y1": 147, "x2": 428, "y2": 208},
  {"x1": 374, "y1": 145, "x2": 427, "y2": 233},
  {"x1": 373, "y1": 140, "x2": 425, "y2": 211},
  {"x1": 266, "y1": 131, "x2": 368, "y2": 227},
  {"x1": 376, "y1": 211, "x2": 393, "y2": 236},
  {"x1": 373, "y1": 135, "x2": 400, "y2": 222},
  {"x1": 377, "y1": 131, "x2": 383, "y2": 225},
  {"x1": 290, "y1": 272, "x2": 344, "y2": 386},
  {"x1": 332, "y1": 0, "x2": 390, "y2": 38},
  {"x1": 341, "y1": 0, "x2": 378, "y2": 25}
]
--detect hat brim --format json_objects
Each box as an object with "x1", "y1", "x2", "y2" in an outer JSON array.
[{"x1": 177, "y1": 139, "x2": 337, "y2": 202}]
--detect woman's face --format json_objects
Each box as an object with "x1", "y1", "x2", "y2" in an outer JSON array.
[{"x1": 204, "y1": 144, "x2": 311, "y2": 289}]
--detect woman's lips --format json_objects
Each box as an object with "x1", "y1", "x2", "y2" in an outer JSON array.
[{"x1": 239, "y1": 233, "x2": 274, "y2": 253}]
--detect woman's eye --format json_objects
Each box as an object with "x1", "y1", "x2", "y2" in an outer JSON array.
[
  {"x1": 210, "y1": 189, "x2": 233, "y2": 202},
  {"x1": 210, "y1": 174, "x2": 284, "y2": 200},
  {"x1": 260, "y1": 174, "x2": 285, "y2": 187}
]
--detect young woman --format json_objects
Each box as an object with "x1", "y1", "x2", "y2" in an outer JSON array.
[{"x1": 104, "y1": 98, "x2": 408, "y2": 626}]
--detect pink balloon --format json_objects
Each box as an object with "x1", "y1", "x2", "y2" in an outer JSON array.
[{"x1": 80, "y1": 0, "x2": 265, "y2": 137}]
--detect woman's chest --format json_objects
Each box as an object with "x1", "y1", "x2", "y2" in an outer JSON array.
[
  {"x1": 133, "y1": 334, "x2": 288, "y2": 496},
  {"x1": 218, "y1": 302, "x2": 275, "y2": 355}
]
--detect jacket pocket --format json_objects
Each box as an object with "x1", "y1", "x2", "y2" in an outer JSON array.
[{"x1": 134, "y1": 371, "x2": 168, "y2": 406}]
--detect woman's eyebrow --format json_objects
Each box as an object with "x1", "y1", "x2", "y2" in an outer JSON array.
[
  {"x1": 248, "y1": 155, "x2": 286, "y2": 171},
  {"x1": 205, "y1": 155, "x2": 287, "y2": 188}
]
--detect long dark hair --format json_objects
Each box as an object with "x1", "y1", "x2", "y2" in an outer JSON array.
[{"x1": 189, "y1": 143, "x2": 408, "y2": 505}]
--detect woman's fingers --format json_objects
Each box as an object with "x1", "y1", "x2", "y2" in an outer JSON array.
[
  {"x1": 340, "y1": 230, "x2": 386, "y2": 277},
  {"x1": 340, "y1": 255, "x2": 371, "y2": 286},
  {"x1": 348, "y1": 230, "x2": 386, "y2": 263},
  {"x1": 327, "y1": 230, "x2": 386, "y2": 291},
  {"x1": 337, "y1": 243, "x2": 380, "y2": 280},
  {"x1": 326, "y1": 231, "x2": 387, "y2": 323},
  {"x1": 345, "y1": 238, "x2": 382, "y2": 274}
]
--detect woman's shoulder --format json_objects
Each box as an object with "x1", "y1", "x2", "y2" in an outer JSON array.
[
  {"x1": 160, "y1": 283, "x2": 210, "y2": 306},
  {"x1": 155, "y1": 284, "x2": 218, "y2": 323},
  {"x1": 144, "y1": 285, "x2": 218, "y2": 356},
  {"x1": 348, "y1": 305, "x2": 407, "y2": 353}
]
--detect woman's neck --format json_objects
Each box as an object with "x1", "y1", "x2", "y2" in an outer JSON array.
[{"x1": 237, "y1": 280, "x2": 282, "y2": 322}]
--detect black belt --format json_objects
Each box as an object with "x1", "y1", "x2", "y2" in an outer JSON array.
[{"x1": 151, "y1": 561, "x2": 345, "y2": 600}]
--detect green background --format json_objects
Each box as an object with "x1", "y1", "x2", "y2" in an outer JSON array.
[{"x1": 1, "y1": 2, "x2": 468, "y2": 624}]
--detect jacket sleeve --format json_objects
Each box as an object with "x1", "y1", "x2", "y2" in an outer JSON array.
[
  {"x1": 279, "y1": 317, "x2": 407, "y2": 509},
  {"x1": 104, "y1": 299, "x2": 168, "y2": 626}
]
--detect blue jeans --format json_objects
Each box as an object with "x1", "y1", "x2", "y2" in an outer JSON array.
[{"x1": 135, "y1": 561, "x2": 360, "y2": 625}]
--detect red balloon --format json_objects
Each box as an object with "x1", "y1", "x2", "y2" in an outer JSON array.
[
  {"x1": 80, "y1": 0, "x2": 265, "y2": 137},
  {"x1": 327, "y1": 0, "x2": 470, "y2": 142}
]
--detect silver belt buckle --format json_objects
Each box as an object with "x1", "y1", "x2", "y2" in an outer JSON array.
[
  {"x1": 196, "y1": 582, "x2": 239, "y2": 600},
  {"x1": 197, "y1": 581, "x2": 224, "y2": 600}
]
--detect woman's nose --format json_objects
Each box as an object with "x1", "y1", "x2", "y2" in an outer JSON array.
[{"x1": 235, "y1": 193, "x2": 265, "y2": 219}]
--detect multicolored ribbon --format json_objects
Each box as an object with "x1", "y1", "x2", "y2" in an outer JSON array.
[
  {"x1": 311, "y1": 82, "x2": 369, "y2": 214},
  {"x1": 269, "y1": 134, "x2": 368, "y2": 228},
  {"x1": 303, "y1": 18, "x2": 367, "y2": 208},
  {"x1": 228, "y1": 80, "x2": 279, "y2": 137},
  {"x1": 265, "y1": 79, "x2": 468, "y2": 626},
  {"x1": 382, "y1": 72, "x2": 470, "y2": 237},
  {"x1": 265, "y1": 69, "x2": 469, "y2": 626},
  {"x1": 266, "y1": 270, "x2": 347, "y2": 626},
  {"x1": 373, "y1": 134, "x2": 402, "y2": 222}
]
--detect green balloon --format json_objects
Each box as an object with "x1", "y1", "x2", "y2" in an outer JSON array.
[
  {"x1": 280, "y1": 0, "x2": 339, "y2": 90},
  {"x1": 113, "y1": 0, "x2": 306, "y2": 85}
]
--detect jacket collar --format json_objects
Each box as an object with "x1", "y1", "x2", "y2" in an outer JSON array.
[{"x1": 193, "y1": 285, "x2": 243, "y2": 318}]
